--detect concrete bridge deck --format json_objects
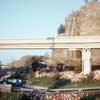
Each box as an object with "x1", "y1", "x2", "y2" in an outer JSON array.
[
  {"x1": 0, "y1": 36, "x2": 100, "y2": 74},
  {"x1": 0, "y1": 36, "x2": 100, "y2": 49}
]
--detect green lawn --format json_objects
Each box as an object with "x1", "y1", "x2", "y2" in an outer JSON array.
[
  {"x1": 30, "y1": 76, "x2": 56, "y2": 87},
  {"x1": 29, "y1": 76, "x2": 100, "y2": 89},
  {"x1": 52, "y1": 79, "x2": 100, "y2": 89}
]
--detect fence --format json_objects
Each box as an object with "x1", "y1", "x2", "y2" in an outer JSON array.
[
  {"x1": 0, "y1": 92, "x2": 21, "y2": 100},
  {"x1": 0, "y1": 89, "x2": 100, "y2": 100}
]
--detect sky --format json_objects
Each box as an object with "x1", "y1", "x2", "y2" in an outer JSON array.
[{"x1": 0, "y1": 0, "x2": 84, "y2": 64}]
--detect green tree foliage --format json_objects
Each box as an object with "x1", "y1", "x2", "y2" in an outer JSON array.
[
  {"x1": 57, "y1": 24, "x2": 65, "y2": 34},
  {"x1": 83, "y1": 0, "x2": 98, "y2": 4}
]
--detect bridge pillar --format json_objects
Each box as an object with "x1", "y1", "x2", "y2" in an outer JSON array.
[{"x1": 82, "y1": 48, "x2": 91, "y2": 75}]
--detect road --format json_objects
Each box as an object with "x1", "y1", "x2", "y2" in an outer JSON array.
[{"x1": 13, "y1": 85, "x2": 100, "y2": 94}]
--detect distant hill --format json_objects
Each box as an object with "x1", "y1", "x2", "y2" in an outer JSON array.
[{"x1": 9, "y1": 55, "x2": 42, "y2": 68}]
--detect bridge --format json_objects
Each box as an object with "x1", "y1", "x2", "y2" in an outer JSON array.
[{"x1": 0, "y1": 36, "x2": 100, "y2": 75}]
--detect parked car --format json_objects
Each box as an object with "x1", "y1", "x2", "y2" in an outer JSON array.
[
  {"x1": 0, "y1": 78, "x2": 22, "y2": 86},
  {"x1": 7, "y1": 78, "x2": 22, "y2": 86}
]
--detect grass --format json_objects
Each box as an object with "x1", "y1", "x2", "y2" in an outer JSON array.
[
  {"x1": 48, "y1": 79, "x2": 100, "y2": 89},
  {"x1": 30, "y1": 76, "x2": 56, "y2": 87},
  {"x1": 29, "y1": 74, "x2": 100, "y2": 89},
  {"x1": 27, "y1": 70, "x2": 100, "y2": 89}
]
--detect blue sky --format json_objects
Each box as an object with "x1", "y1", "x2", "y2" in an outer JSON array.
[{"x1": 0, "y1": 0, "x2": 84, "y2": 64}]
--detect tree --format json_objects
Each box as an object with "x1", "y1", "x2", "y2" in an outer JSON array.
[
  {"x1": 83, "y1": 0, "x2": 98, "y2": 4},
  {"x1": 83, "y1": 0, "x2": 88, "y2": 4},
  {"x1": 57, "y1": 24, "x2": 65, "y2": 34}
]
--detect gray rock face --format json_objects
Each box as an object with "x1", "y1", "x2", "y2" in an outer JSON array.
[
  {"x1": 79, "y1": 2, "x2": 100, "y2": 36},
  {"x1": 53, "y1": 2, "x2": 100, "y2": 65}
]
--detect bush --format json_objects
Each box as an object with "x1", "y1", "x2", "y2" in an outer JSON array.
[{"x1": 81, "y1": 94, "x2": 100, "y2": 100}]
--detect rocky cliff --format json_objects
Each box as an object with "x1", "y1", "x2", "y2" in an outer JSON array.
[{"x1": 53, "y1": 2, "x2": 100, "y2": 66}]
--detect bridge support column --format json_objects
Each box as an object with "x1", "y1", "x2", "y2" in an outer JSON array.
[{"x1": 82, "y1": 48, "x2": 91, "y2": 75}]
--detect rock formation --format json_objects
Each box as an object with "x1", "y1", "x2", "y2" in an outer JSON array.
[{"x1": 53, "y1": 1, "x2": 100, "y2": 66}]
